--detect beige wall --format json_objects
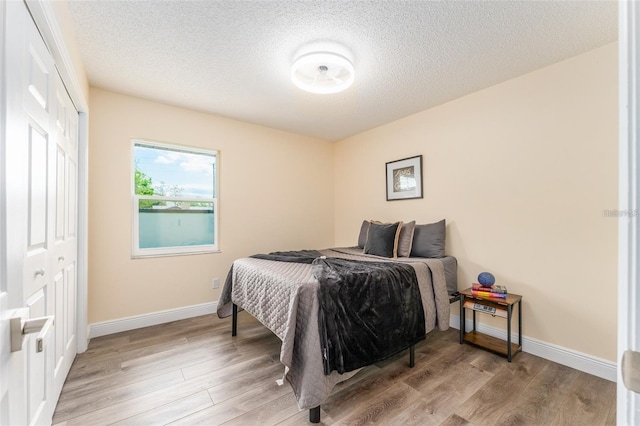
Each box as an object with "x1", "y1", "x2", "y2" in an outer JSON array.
[
  {"x1": 88, "y1": 88, "x2": 334, "y2": 323},
  {"x1": 334, "y1": 43, "x2": 618, "y2": 361}
]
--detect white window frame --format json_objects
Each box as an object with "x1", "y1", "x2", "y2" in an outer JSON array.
[{"x1": 131, "y1": 139, "x2": 219, "y2": 258}]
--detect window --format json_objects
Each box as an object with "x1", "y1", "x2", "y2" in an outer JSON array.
[{"x1": 132, "y1": 140, "x2": 218, "y2": 257}]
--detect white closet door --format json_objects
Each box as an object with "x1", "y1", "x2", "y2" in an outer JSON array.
[
  {"x1": 51, "y1": 71, "x2": 79, "y2": 399},
  {"x1": 0, "y1": 1, "x2": 79, "y2": 424}
]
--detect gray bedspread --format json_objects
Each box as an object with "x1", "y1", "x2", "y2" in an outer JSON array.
[{"x1": 216, "y1": 247, "x2": 451, "y2": 410}]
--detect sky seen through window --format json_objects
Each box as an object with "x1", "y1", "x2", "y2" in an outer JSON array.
[{"x1": 134, "y1": 144, "x2": 215, "y2": 199}]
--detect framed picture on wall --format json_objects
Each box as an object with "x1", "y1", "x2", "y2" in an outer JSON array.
[{"x1": 386, "y1": 155, "x2": 423, "y2": 201}]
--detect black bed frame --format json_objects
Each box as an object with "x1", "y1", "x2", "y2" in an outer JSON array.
[{"x1": 230, "y1": 292, "x2": 460, "y2": 423}]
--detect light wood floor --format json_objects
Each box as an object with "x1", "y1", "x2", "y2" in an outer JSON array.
[{"x1": 53, "y1": 312, "x2": 616, "y2": 425}]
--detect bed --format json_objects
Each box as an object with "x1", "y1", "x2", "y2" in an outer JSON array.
[{"x1": 216, "y1": 221, "x2": 457, "y2": 423}]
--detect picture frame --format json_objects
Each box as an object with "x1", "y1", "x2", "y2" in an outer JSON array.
[{"x1": 386, "y1": 155, "x2": 423, "y2": 201}]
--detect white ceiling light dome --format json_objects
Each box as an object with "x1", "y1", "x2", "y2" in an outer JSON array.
[{"x1": 291, "y1": 51, "x2": 355, "y2": 95}]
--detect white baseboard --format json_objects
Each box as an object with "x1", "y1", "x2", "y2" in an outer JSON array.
[
  {"x1": 449, "y1": 314, "x2": 616, "y2": 382},
  {"x1": 88, "y1": 301, "x2": 218, "y2": 339}
]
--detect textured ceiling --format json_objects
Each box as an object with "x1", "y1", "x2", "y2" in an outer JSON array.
[{"x1": 67, "y1": 0, "x2": 617, "y2": 142}]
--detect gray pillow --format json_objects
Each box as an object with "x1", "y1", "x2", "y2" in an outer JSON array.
[
  {"x1": 364, "y1": 221, "x2": 402, "y2": 258},
  {"x1": 410, "y1": 219, "x2": 446, "y2": 258},
  {"x1": 397, "y1": 220, "x2": 416, "y2": 257},
  {"x1": 357, "y1": 220, "x2": 370, "y2": 249}
]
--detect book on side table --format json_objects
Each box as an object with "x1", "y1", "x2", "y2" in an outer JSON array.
[{"x1": 471, "y1": 283, "x2": 508, "y2": 299}]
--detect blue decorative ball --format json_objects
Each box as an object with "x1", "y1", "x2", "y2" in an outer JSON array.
[{"x1": 478, "y1": 272, "x2": 496, "y2": 287}]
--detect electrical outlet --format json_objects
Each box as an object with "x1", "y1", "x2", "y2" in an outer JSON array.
[{"x1": 212, "y1": 278, "x2": 220, "y2": 289}]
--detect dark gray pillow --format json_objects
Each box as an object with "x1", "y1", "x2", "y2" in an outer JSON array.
[
  {"x1": 397, "y1": 220, "x2": 416, "y2": 257},
  {"x1": 357, "y1": 220, "x2": 370, "y2": 249},
  {"x1": 364, "y1": 221, "x2": 402, "y2": 258},
  {"x1": 410, "y1": 219, "x2": 446, "y2": 258}
]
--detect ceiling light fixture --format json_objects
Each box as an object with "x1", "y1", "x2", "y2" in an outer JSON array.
[{"x1": 291, "y1": 51, "x2": 354, "y2": 94}]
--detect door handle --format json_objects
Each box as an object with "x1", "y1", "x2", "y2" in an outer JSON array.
[
  {"x1": 10, "y1": 310, "x2": 54, "y2": 353},
  {"x1": 34, "y1": 268, "x2": 45, "y2": 277},
  {"x1": 622, "y1": 350, "x2": 640, "y2": 394}
]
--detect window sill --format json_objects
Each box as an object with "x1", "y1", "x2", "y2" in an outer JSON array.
[{"x1": 131, "y1": 249, "x2": 221, "y2": 259}]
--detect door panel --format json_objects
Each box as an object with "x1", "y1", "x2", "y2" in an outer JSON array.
[
  {"x1": 65, "y1": 262, "x2": 77, "y2": 351},
  {"x1": 26, "y1": 43, "x2": 49, "y2": 114},
  {"x1": 27, "y1": 123, "x2": 48, "y2": 250},
  {"x1": 1, "y1": 1, "x2": 29, "y2": 423},
  {"x1": 55, "y1": 92, "x2": 66, "y2": 133},
  {"x1": 25, "y1": 290, "x2": 47, "y2": 422},
  {"x1": 54, "y1": 270, "x2": 64, "y2": 374},
  {"x1": 22, "y1": 4, "x2": 56, "y2": 423},
  {"x1": 56, "y1": 147, "x2": 65, "y2": 241},
  {"x1": 619, "y1": 1, "x2": 640, "y2": 423},
  {"x1": 52, "y1": 55, "x2": 79, "y2": 399},
  {"x1": 1, "y1": 1, "x2": 79, "y2": 424},
  {"x1": 67, "y1": 159, "x2": 77, "y2": 238}
]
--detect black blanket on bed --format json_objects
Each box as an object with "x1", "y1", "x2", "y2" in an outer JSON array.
[
  {"x1": 250, "y1": 250, "x2": 323, "y2": 264},
  {"x1": 250, "y1": 251, "x2": 426, "y2": 375},
  {"x1": 312, "y1": 257, "x2": 426, "y2": 375}
]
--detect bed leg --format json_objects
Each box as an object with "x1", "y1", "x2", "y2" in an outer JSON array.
[
  {"x1": 309, "y1": 406, "x2": 320, "y2": 423},
  {"x1": 409, "y1": 345, "x2": 415, "y2": 368},
  {"x1": 232, "y1": 303, "x2": 238, "y2": 337}
]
